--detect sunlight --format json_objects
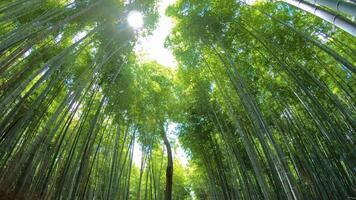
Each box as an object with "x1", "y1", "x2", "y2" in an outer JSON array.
[
  {"x1": 127, "y1": 11, "x2": 144, "y2": 29},
  {"x1": 135, "y1": 0, "x2": 177, "y2": 68},
  {"x1": 246, "y1": 0, "x2": 258, "y2": 5},
  {"x1": 73, "y1": 31, "x2": 87, "y2": 43},
  {"x1": 133, "y1": 122, "x2": 189, "y2": 168},
  {"x1": 133, "y1": 140, "x2": 142, "y2": 166},
  {"x1": 167, "y1": 123, "x2": 189, "y2": 167}
]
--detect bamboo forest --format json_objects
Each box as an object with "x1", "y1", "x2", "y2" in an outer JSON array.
[{"x1": 0, "y1": 0, "x2": 355, "y2": 199}]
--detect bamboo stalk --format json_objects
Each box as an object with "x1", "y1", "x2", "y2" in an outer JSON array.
[
  {"x1": 304, "y1": 0, "x2": 356, "y2": 18},
  {"x1": 283, "y1": 0, "x2": 356, "y2": 36}
]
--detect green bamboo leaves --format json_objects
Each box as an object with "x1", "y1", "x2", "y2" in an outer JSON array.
[
  {"x1": 168, "y1": 0, "x2": 355, "y2": 199},
  {"x1": 0, "y1": 0, "x2": 355, "y2": 199}
]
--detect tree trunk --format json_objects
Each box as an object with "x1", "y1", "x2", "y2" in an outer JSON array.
[
  {"x1": 303, "y1": 0, "x2": 356, "y2": 17},
  {"x1": 136, "y1": 151, "x2": 145, "y2": 200},
  {"x1": 282, "y1": 0, "x2": 356, "y2": 36},
  {"x1": 162, "y1": 131, "x2": 173, "y2": 200}
]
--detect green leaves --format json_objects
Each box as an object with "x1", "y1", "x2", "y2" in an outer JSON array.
[
  {"x1": 168, "y1": 0, "x2": 355, "y2": 199},
  {"x1": 0, "y1": 0, "x2": 355, "y2": 199}
]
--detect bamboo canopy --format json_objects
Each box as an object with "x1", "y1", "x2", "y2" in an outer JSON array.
[{"x1": 0, "y1": 0, "x2": 355, "y2": 199}]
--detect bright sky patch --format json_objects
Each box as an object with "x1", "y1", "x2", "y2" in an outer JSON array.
[
  {"x1": 135, "y1": 0, "x2": 177, "y2": 68},
  {"x1": 127, "y1": 11, "x2": 144, "y2": 29}
]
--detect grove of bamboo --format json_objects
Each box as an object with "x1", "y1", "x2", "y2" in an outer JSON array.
[{"x1": 0, "y1": 0, "x2": 355, "y2": 199}]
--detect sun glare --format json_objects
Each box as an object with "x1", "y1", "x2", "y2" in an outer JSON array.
[
  {"x1": 134, "y1": 0, "x2": 177, "y2": 68},
  {"x1": 127, "y1": 11, "x2": 143, "y2": 29}
]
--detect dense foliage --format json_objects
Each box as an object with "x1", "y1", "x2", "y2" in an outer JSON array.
[
  {"x1": 0, "y1": 0, "x2": 355, "y2": 199},
  {"x1": 167, "y1": 1, "x2": 355, "y2": 199}
]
